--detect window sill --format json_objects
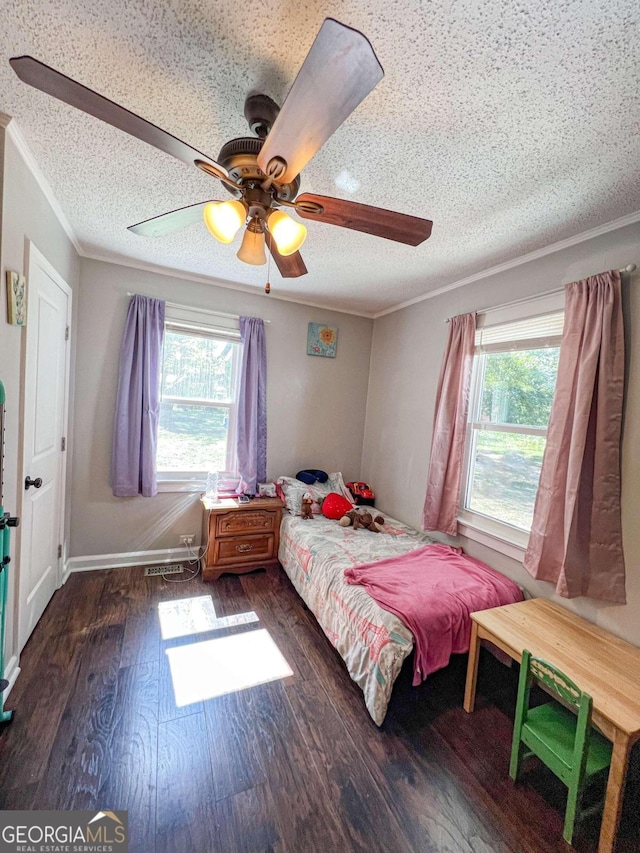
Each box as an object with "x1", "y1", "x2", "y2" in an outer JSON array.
[
  {"x1": 457, "y1": 516, "x2": 528, "y2": 562},
  {"x1": 156, "y1": 476, "x2": 241, "y2": 496},
  {"x1": 156, "y1": 477, "x2": 205, "y2": 493}
]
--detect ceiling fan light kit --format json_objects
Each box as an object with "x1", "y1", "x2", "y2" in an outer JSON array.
[
  {"x1": 203, "y1": 200, "x2": 245, "y2": 244},
  {"x1": 237, "y1": 221, "x2": 267, "y2": 266},
  {"x1": 9, "y1": 17, "x2": 433, "y2": 288},
  {"x1": 267, "y1": 210, "x2": 307, "y2": 256}
]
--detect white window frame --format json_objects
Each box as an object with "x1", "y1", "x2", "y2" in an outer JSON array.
[
  {"x1": 458, "y1": 292, "x2": 565, "y2": 559},
  {"x1": 156, "y1": 306, "x2": 242, "y2": 493}
]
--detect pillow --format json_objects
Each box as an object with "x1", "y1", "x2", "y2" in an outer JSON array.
[
  {"x1": 277, "y1": 477, "x2": 308, "y2": 515},
  {"x1": 321, "y1": 492, "x2": 353, "y2": 519},
  {"x1": 278, "y1": 472, "x2": 353, "y2": 515}
]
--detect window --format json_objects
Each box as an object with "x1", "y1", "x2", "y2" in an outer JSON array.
[
  {"x1": 459, "y1": 296, "x2": 564, "y2": 552},
  {"x1": 156, "y1": 307, "x2": 241, "y2": 486}
]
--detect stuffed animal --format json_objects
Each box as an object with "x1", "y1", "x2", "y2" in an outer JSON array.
[
  {"x1": 339, "y1": 509, "x2": 385, "y2": 532},
  {"x1": 300, "y1": 494, "x2": 314, "y2": 520}
]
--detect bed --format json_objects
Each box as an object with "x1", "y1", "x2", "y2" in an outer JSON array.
[{"x1": 278, "y1": 511, "x2": 523, "y2": 725}]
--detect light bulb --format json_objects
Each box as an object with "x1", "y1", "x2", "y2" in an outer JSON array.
[
  {"x1": 237, "y1": 228, "x2": 266, "y2": 266},
  {"x1": 203, "y1": 200, "x2": 245, "y2": 244},
  {"x1": 268, "y1": 210, "x2": 307, "y2": 256}
]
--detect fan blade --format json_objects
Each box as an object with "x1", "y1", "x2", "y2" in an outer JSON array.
[
  {"x1": 10, "y1": 56, "x2": 227, "y2": 176},
  {"x1": 295, "y1": 193, "x2": 433, "y2": 246},
  {"x1": 257, "y1": 19, "x2": 383, "y2": 184},
  {"x1": 128, "y1": 201, "x2": 220, "y2": 237},
  {"x1": 265, "y1": 233, "x2": 308, "y2": 277}
]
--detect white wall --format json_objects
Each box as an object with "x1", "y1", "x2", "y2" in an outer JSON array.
[
  {"x1": 0, "y1": 122, "x2": 79, "y2": 675},
  {"x1": 362, "y1": 220, "x2": 640, "y2": 645},
  {"x1": 70, "y1": 258, "x2": 373, "y2": 557}
]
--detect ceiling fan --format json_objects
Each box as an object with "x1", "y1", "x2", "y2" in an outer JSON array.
[{"x1": 10, "y1": 18, "x2": 433, "y2": 285}]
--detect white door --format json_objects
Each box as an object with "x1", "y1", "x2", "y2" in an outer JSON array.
[{"x1": 19, "y1": 243, "x2": 71, "y2": 651}]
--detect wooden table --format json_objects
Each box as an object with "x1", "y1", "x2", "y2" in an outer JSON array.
[
  {"x1": 200, "y1": 497, "x2": 283, "y2": 582},
  {"x1": 464, "y1": 598, "x2": 640, "y2": 853}
]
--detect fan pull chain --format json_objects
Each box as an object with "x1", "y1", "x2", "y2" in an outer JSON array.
[{"x1": 265, "y1": 237, "x2": 272, "y2": 294}]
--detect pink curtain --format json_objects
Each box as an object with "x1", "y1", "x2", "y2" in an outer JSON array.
[
  {"x1": 524, "y1": 270, "x2": 626, "y2": 603},
  {"x1": 423, "y1": 313, "x2": 476, "y2": 535}
]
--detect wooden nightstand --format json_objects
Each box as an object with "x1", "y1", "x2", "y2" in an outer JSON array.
[{"x1": 200, "y1": 497, "x2": 284, "y2": 582}]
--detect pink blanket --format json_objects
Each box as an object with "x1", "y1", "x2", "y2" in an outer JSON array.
[{"x1": 344, "y1": 544, "x2": 523, "y2": 686}]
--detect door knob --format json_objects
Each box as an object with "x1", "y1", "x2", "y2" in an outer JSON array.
[{"x1": 25, "y1": 476, "x2": 43, "y2": 490}]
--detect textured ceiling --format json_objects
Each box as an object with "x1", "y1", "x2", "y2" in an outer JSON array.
[{"x1": 1, "y1": 0, "x2": 639, "y2": 316}]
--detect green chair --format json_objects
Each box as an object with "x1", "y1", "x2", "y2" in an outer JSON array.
[{"x1": 509, "y1": 649, "x2": 612, "y2": 845}]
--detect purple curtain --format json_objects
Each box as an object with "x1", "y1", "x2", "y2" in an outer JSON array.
[
  {"x1": 524, "y1": 270, "x2": 626, "y2": 603},
  {"x1": 111, "y1": 295, "x2": 165, "y2": 497},
  {"x1": 422, "y1": 313, "x2": 476, "y2": 535},
  {"x1": 236, "y1": 316, "x2": 267, "y2": 495}
]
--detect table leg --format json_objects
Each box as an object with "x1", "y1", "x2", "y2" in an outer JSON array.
[
  {"x1": 463, "y1": 621, "x2": 480, "y2": 712},
  {"x1": 598, "y1": 729, "x2": 631, "y2": 853}
]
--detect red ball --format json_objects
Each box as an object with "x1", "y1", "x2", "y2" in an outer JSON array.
[{"x1": 321, "y1": 492, "x2": 353, "y2": 519}]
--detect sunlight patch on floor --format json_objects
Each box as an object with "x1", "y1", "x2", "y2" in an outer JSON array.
[
  {"x1": 166, "y1": 628, "x2": 293, "y2": 705},
  {"x1": 158, "y1": 595, "x2": 258, "y2": 640}
]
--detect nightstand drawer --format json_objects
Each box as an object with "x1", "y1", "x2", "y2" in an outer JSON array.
[
  {"x1": 215, "y1": 509, "x2": 279, "y2": 538},
  {"x1": 214, "y1": 533, "x2": 275, "y2": 566}
]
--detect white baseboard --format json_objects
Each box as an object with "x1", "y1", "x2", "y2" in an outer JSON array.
[
  {"x1": 2, "y1": 655, "x2": 21, "y2": 701},
  {"x1": 61, "y1": 541, "x2": 70, "y2": 585},
  {"x1": 64, "y1": 546, "x2": 198, "y2": 575}
]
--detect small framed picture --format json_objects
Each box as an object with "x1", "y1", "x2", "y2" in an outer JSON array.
[
  {"x1": 307, "y1": 322, "x2": 338, "y2": 358},
  {"x1": 6, "y1": 271, "x2": 27, "y2": 326}
]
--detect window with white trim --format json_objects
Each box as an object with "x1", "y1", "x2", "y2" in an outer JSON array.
[
  {"x1": 156, "y1": 306, "x2": 241, "y2": 485},
  {"x1": 459, "y1": 294, "x2": 564, "y2": 547}
]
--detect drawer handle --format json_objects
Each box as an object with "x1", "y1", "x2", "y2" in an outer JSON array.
[{"x1": 236, "y1": 543, "x2": 253, "y2": 553}]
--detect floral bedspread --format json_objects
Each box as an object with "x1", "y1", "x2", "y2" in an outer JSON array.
[{"x1": 278, "y1": 513, "x2": 433, "y2": 725}]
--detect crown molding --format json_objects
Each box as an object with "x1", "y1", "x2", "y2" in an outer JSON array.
[
  {"x1": 81, "y1": 250, "x2": 376, "y2": 319},
  {"x1": 4, "y1": 117, "x2": 83, "y2": 255},
  {"x1": 373, "y1": 209, "x2": 640, "y2": 319}
]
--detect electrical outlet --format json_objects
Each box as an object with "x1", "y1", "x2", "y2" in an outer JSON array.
[{"x1": 179, "y1": 534, "x2": 195, "y2": 546}]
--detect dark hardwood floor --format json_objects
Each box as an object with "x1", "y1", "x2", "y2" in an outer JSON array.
[{"x1": 1, "y1": 563, "x2": 638, "y2": 853}]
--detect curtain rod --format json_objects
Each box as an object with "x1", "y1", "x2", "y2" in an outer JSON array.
[
  {"x1": 446, "y1": 263, "x2": 637, "y2": 322},
  {"x1": 125, "y1": 292, "x2": 271, "y2": 323}
]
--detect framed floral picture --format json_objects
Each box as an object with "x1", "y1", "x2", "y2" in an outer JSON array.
[
  {"x1": 6, "y1": 271, "x2": 27, "y2": 326},
  {"x1": 307, "y1": 323, "x2": 338, "y2": 358}
]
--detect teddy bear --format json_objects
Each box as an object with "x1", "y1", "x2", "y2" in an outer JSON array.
[
  {"x1": 300, "y1": 494, "x2": 314, "y2": 520},
  {"x1": 339, "y1": 509, "x2": 359, "y2": 528},
  {"x1": 339, "y1": 509, "x2": 385, "y2": 532}
]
